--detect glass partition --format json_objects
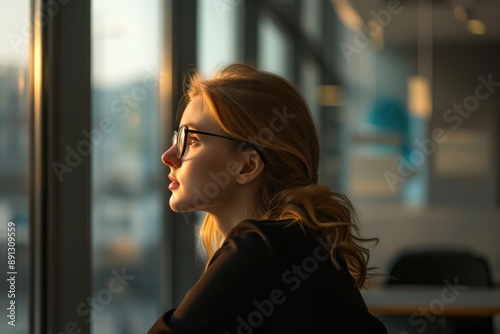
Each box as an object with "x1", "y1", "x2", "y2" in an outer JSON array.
[{"x1": 91, "y1": 1, "x2": 165, "y2": 332}]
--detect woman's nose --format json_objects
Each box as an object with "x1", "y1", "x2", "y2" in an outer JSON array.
[{"x1": 161, "y1": 144, "x2": 181, "y2": 168}]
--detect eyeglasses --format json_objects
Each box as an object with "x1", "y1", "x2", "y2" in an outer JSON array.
[
  {"x1": 172, "y1": 125, "x2": 267, "y2": 164},
  {"x1": 173, "y1": 125, "x2": 237, "y2": 158}
]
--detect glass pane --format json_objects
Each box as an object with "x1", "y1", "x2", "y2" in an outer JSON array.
[
  {"x1": 91, "y1": 1, "x2": 164, "y2": 332},
  {"x1": 197, "y1": 0, "x2": 242, "y2": 75},
  {"x1": 257, "y1": 11, "x2": 293, "y2": 81},
  {"x1": 0, "y1": 0, "x2": 30, "y2": 333}
]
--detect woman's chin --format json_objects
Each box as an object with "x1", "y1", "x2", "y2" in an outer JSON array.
[{"x1": 169, "y1": 196, "x2": 194, "y2": 212}]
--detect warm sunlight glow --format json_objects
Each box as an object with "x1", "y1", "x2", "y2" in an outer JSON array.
[
  {"x1": 408, "y1": 76, "x2": 432, "y2": 120},
  {"x1": 33, "y1": 19, "x2": 42, "y2": 122},
  {"x1": 370, "y1": 19, "x2": 384, "y2": 50},
  {"x1": 317, "y1": 85, "x2": 343, "y2": 106},
  {"x1": 331, "y1": 0, "x2": 364, "y2": 31},
  {"x1": 467, "y1": 19, "x2": 486, "y2": 35}
]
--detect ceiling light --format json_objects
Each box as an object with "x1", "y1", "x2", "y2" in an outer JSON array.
[
  {"x1": 453, "y1": 6, "x2": 468, "y2": 23},
  {"x1": 408, "y1": 76, "x2": 432, "y2": 120},
  {"x1": 467, "y1": 19, "x2": 486, "y2": 35}
]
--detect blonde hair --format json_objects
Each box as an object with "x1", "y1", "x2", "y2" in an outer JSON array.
[{"x1": 180, "y1": 64, "x2": 377, "y2": 288}]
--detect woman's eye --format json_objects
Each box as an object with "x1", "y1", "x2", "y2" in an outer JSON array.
[{"x1": 187, "y1": 136, "x2": 199, "y2": 145}]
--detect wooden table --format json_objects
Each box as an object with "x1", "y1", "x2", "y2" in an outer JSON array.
[{"x1": 361, "y1": 286, "x2": 500, "y2": 316}]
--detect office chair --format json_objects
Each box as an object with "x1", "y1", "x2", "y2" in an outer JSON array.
[
  {"x1": 387, "y1": 249, "x2": 495, "y2": 334},
  {"x1": 387, "y1": 250, "x2": 492, "y2": 287},
  {"x1": 377, "y1": 315, "x2": 446, "y2": 334}
]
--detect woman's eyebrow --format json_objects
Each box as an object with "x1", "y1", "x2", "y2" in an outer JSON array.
[
  {"x1": 183, "y1": 123, "x2": 219, "y2": 133},
  {"x1": 180, "y1": 122, "x2": 199, "y2": 130}
]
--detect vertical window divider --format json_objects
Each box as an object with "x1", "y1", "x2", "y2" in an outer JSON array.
[
  {"x1": 168, "y1": 0, "x2": 200, "y2": 307},
  {"x1": 29, "y1": 0, "x2": 92, "y2": 333}
]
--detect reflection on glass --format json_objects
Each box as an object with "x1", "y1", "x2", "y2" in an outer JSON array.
[
  {"x1": 258, "y1": 11, "x2": 293, "y2": 81},
  {"x1": 91, "y1": 1, "x2": 164, "y2": 332},
  {"x1": 0, "y1": 0, "x2": 30, "y2": 333}
]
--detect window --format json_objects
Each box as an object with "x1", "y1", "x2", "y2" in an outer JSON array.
[
  {"x1": 0, "y1": 0, "x2": 30, "y2": 332},
  {"x1": 197, "y1": 0, "x2": 242, "y2": 75},
  {"x1": 91, "y1": 1, "x2": 165, "y2": 332}
]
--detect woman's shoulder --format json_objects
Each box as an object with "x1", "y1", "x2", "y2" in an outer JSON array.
[
  {"x1": 226, "y1": 219, "x2": 311, "y2": 245},
  {"x1": 207, "y1": 219, "x2": 301, "y2": 268},
  {"x1": 206, "y1": 220, "x2": 280, "y2": 269},
  {"x1": 223, "y1": 219, "x2": 326, "y2": 258}
]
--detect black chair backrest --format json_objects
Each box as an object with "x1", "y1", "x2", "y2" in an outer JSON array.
[
  {"x1": 388, "y1": 250, "x2": 492, "y2": 287},
  {"x1": 385, "y1": 250, "x2": 494, "y2": 334}
]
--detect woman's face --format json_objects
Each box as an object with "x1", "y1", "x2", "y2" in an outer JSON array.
[{"x1": 161, "y1": 96, "x2": 241, "y2": 213}]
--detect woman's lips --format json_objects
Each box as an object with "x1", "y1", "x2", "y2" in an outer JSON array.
[{"x1": 168, "y1": 175, "x2": 180, "y2": 190}]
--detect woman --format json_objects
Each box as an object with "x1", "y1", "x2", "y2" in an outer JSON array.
[{"x1": 148, "y1": 64, "x2": 386, "y2": 333}]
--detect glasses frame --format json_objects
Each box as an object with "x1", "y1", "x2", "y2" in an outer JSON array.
[{"x1": 172, "y1": 125, "x2": 267, "y2": 164}]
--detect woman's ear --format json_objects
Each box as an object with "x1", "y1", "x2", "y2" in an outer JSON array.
[{"x1": 236, "y1": 150, "x2": 265, "y2": 185}]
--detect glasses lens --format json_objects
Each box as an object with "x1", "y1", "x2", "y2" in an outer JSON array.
[
  {"x1": 172, "y1": 131, "x2": 178, "y2": 155},
  {"x1": 172, "y1": 131, "x2": 178, "y2": 146},
  {"x1": 177, "y1": 126, "x2": 186, "y2": 158}
]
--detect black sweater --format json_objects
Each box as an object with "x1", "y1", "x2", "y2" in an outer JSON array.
[{"x1": 147, "y1": 219, "x2": 387, "y2": 334}]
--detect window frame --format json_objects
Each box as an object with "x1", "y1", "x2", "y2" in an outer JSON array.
[{"x1": 29, "y1": 0, "x2": 92, "y2": 333}]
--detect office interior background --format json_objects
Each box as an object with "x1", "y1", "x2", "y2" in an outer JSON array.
[{"x1": 0, "y1": 0, "x2": 499, "y2": 333}]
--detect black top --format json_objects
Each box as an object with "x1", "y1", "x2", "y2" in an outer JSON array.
[{"x1": 147, "y1": 219, "x2": 387, "y2": 334}]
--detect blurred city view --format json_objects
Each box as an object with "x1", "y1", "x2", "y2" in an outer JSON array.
[{"x1": 1, "y1": 1, "x2": 29, "y2": 333}]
